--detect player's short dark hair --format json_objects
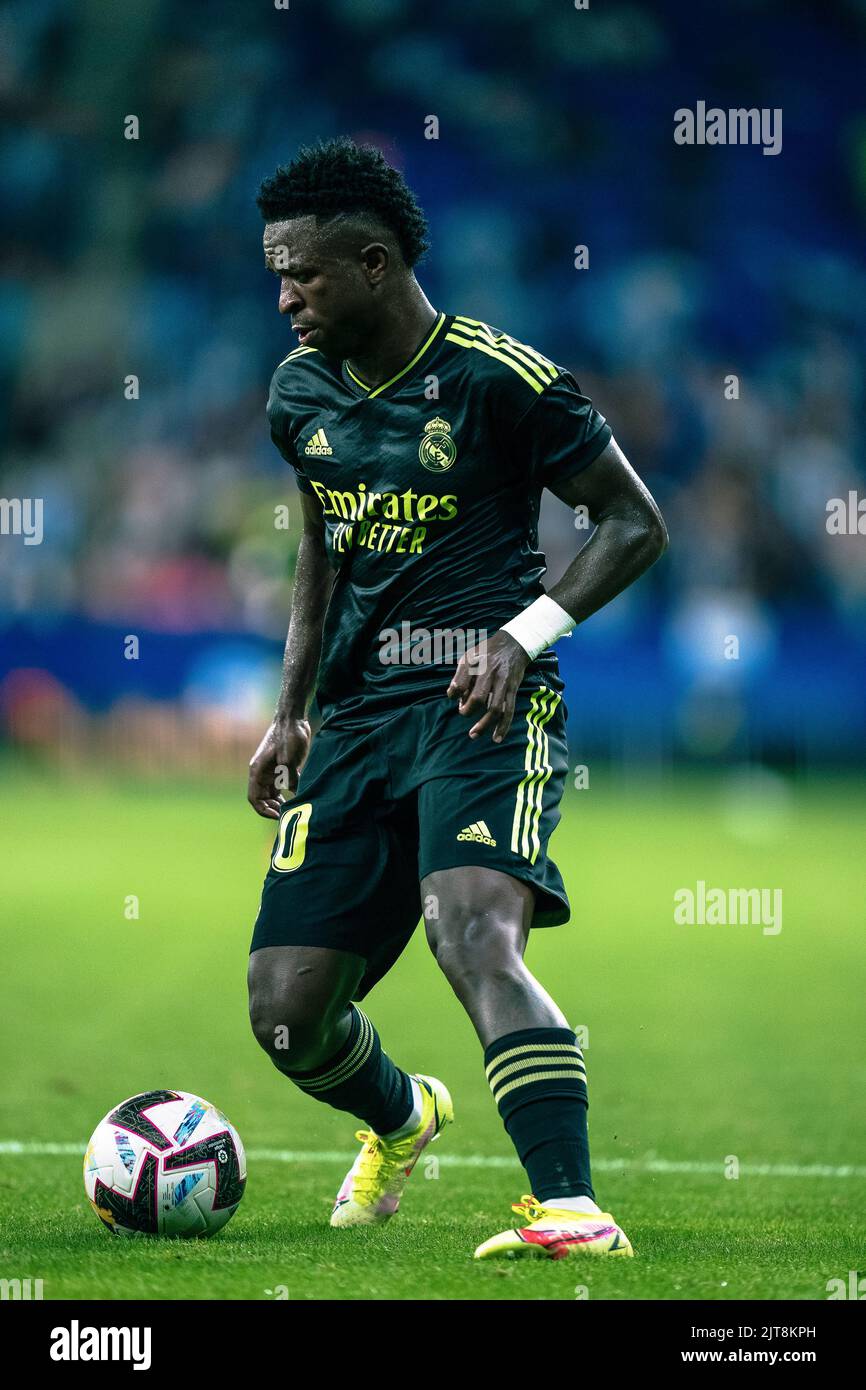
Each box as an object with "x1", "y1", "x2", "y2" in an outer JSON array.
[{"x1": 257, "y1": 137, "x2": 430, "y2": 268}]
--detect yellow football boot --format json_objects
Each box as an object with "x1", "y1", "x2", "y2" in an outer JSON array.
[
  {"x1": 330, "y1": 1074, "x2": 453, "y2": 1228},
  {"x1": 474, "y1": 1194, "x2": 634, "y2": 1260}
]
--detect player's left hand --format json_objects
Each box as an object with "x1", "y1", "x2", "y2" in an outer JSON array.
[{"x1": 446, "y1": 631, "x2": 528, "y2": 742}]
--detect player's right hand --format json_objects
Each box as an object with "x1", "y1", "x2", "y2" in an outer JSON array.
[{"x1": 247, "y1": 716, "x2": 312, "y2": 819}]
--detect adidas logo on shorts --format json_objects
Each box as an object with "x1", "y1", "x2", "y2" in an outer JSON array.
[{"x1": 457, "y1": 820, "x2": 497, "y2": 846}]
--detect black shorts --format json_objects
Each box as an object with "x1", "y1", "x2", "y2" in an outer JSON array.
[{"x1": 250, "y1": 673, "x2": 571, "y2": 998}]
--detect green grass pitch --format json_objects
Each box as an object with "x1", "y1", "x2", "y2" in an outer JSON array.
[{"x1": 1, "y1": 763, "x2": 863, "y2": 1301}]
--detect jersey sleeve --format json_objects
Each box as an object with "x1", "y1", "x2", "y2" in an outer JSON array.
[
  {"x1": 266, "y1": 370, "x2": 315, "y2": 494},
  {"x1": 512, "y1": 371, "x2": 611, "y2": 488}
]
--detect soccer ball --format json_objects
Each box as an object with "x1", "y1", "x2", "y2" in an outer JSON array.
[{"x1": 83, "y1": 1090, "x2": 246, "y2": 1238}]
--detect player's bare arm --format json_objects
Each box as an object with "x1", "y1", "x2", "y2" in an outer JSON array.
[
  {"x1": 547, "y1": 436, "x2": 668, "y2": 619},
  {"x1": 247, "y1": 490, "x2": 331, "y2": 819},
  {"x1": 447, "y1": 437, "x2": 668, "y2": 743}
]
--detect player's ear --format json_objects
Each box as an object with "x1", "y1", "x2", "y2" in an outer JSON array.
[{"x1": 360, "y1": 242, "x2": 389, "y2": 285}]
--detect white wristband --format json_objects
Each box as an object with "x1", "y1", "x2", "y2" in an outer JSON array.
[{"x1": 499, "y1": 595, "x2": 576, "y2": 661}]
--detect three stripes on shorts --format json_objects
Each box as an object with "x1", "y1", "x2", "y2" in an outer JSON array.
[{"x1": 511, "y1": 685, "x2": 562, "y2": 865}]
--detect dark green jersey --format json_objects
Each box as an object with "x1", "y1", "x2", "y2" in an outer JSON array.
[{"x1": 267, "y1": 311, "x2": 611, "y2": 727}]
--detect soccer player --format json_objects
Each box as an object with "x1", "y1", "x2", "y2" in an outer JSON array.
[{"x1": 247, "y1": 138, "x2": 667, "y2": 1260}]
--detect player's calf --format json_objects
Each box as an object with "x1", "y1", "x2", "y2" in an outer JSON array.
[
  {"x1": 423, "y1": 865, "x2": 568, "y2": 1045},
  {"x1": 423, "y1": 865, "x2": 624, "y2": 1253},
  {"x1": 248, "y1": 945, "x2": 428, "y2": 1195}
]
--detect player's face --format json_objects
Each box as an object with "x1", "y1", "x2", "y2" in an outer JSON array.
[{"x1": 263, "y1": 216, "x2": 376, "y2": 360}]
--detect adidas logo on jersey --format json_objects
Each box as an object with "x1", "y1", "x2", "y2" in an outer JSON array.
[
  {"x1": 457, "y1": 820, "x2": 497, "y2": 846},
  {"x1": 304, "y1": 428, "x2": 333, "y2": 456}
]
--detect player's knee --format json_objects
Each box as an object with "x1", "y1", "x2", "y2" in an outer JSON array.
[
  {"x1": 427, "y1": 907, "x2": 524, "y2": 990},
  {"x1": 247, "y1": 959, "x2": 340, "y2": 1064},
  {"x1": 248, "y1": 993, "x2": 336, "y2": 1067}
]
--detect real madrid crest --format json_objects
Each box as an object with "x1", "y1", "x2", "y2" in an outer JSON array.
[{"x1": 419, "y1": 417, "x2": 457, "y2": 473}]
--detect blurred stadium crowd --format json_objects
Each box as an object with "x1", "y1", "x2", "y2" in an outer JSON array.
[{"x1": 1, "y1": 0, "x2": 864, "y2": 771}]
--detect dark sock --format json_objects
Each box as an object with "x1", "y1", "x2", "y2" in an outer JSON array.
[
  {"x1": 278, "y1": 1004, "x2": 414, "y2": 1136},
  {"x1": 484, "y1": 1025, "x2": 594, "y2": 1203}
]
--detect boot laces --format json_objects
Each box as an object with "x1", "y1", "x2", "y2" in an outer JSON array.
[{"x1": 352, "y1": 1129, "x2": 415, "y2": 1199}]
